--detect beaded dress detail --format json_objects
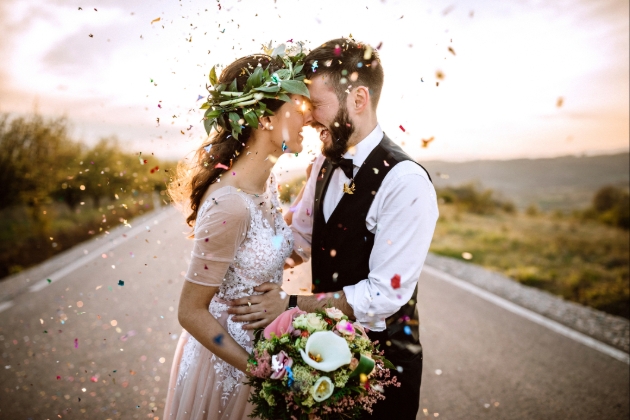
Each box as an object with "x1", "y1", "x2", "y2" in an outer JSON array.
[{"x1": 164, "y1": 174, "x2": 293, "y2": 419}]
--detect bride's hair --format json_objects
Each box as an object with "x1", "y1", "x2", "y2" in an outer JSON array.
[{"x1": 168, "y1": 55, "x2": 286, "y2": 227}]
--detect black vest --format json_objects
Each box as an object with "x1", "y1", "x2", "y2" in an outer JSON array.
[{"x1": 311, "y1": 134, "x2": 432, "y2": 349}]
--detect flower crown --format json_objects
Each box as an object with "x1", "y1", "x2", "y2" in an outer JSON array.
[{"x1": 200, "y1": 43, "x2": 310, "y2": 139}]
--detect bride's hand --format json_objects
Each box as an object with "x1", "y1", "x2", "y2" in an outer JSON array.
[{"x1": 227, "y1": 282, "x2": 289, "y2": 330}]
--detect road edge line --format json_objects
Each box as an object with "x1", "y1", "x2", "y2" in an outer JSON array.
[
  {"x1": 423, "y1": 265, "x2": 630, "y2": 365},
  {"x1": 27, "y1": 207, "x2": 176, "y2": 293}
]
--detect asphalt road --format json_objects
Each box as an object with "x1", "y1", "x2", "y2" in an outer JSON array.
[{"x1": 0, "y1": 206, "x2": 628, "y2": 419}]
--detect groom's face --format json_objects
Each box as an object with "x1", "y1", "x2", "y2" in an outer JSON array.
[{"x1": 307, "y1": 75, "x2": 355, "y2": 161}]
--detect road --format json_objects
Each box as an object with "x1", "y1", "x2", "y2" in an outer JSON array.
[{"x1": 0, "y1": 206, "x2": 628, "y2": 419}]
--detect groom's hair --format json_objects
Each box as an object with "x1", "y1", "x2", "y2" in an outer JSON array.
[{"x1": 304, "y1": 38, "x2": 384, "y2": 110}]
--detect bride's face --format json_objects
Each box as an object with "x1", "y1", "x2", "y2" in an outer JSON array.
[{"x1": 267, "y1": 94, "x2": 313, "y2": 154}]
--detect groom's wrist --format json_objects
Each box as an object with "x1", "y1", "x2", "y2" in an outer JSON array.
[{"x1": 287, "y1": 295, "x2": 298, "y2": 309}]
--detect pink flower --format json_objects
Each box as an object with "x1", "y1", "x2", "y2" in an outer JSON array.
[
  {"x1": 325, "y1": 307, "x2": 344, "y2": 320},
  {"x1": 335, "y1": 319, "x2": 356, "y2": 338},
  {"x1": 264, "y1": 307, "x2": 306, "y2": 340},
  {"x1": 270, "y1": 350, "x2": 293, "y2": 380},
  {"x1": 248, "y1": 349, "x2": 272, "y2": 378}
]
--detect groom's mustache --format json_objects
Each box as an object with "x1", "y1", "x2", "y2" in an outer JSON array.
[{"x1": 311, "y1": 122, "x2": 331, "y2": 143}]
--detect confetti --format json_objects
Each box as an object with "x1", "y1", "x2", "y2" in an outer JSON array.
[
  {"x1": 47, "y1": 278, "x2": 52, "y2": 283},
  {"x1": 151, "y1": 17, "x2": 161, "y2": 24},
  {"x1": 390, "y1": 274, "x2": 401, "y2": 289},
  {"x1": 403, "y1": 325, "x2": 412, "y2": 335},
  {"x1": 556, "y1": 97, "x2": 564, "y2": 108},
  {"x1": 204, "y1": 144, "x2": 212, "y2": 153},
  {"x1": 197, "y1": 94, "x2": 204, "y2": 101},
  {"x1": 74, "y1": 338, "x2": 79, "y2": 348},
  {"x1": 214, "y1": 163, "x2": 229, "y2": 170},
  {"x1": 421, "y1": 137, "x2": 434, "y2": 148},
  {"x1": 399, "y1": 125, "x2": 406, "y2": 132},
  {"x1": 448, "y1": 46, "x2": 456, "y2": 56},
  {"x1": 311, "y1": 60, "x2": 318, "y2": 72},
  {"x1": 213, "y1": 333, "x2": 224, "y2": 345},
  {"x1": 271, "y1": 235, "x2": 283, "y2": 249},
  {"x1": 118, "y1": 280, "x2": 125, "y2": 286}
]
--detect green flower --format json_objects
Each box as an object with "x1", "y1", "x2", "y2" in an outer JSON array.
[
  {"x1": 291, "y1": 365, "x2": 317, "y2": 393},
  {"x1": 334, "y1": 368, "x2": 350, "y2": 388},
  {"x1": 260, "y1": 381, "x2": 276, "y2": 406},
  {"x1": 293, "y1": 313, "x2": 328, "y2": 333}
]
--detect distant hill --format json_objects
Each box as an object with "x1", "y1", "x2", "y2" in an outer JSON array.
[{"x1": 418, "y1": 153, "x2": 629, "y2": 211}]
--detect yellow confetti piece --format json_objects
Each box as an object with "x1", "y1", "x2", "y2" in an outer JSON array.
[{"x1": 151, "y1": 17, "x2": 161, "y2": 24}]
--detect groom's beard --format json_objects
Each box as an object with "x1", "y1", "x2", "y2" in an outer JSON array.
[{"x1": 320, "y1": 105, "x2": 355, "y2": 167}]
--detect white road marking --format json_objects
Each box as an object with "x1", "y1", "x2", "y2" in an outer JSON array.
[
  {"x1": 423, "y1": 265, "x2": 630, "y2": 364},
  {"x1": 0, "y1": 301, "x2": 14, "y2": 314},
  {"x1": 28, "y1": 208, "x2": 175, "y2": 293}
]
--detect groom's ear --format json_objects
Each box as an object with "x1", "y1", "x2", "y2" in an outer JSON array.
[{"x1": 351, "y1": 86, "x2": 371, "y2": 114}]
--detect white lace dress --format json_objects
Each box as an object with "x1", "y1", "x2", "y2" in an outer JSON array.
[{"x1": 163, "y1": 175, "x2": 293, "y2": 419}]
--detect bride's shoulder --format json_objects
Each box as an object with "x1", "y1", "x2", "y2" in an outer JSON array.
[{"x1": 197, "y1": 186, "x2": 251, "y2": 222}]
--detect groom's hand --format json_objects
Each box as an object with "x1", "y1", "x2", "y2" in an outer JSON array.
[{"x1": 227, "y1": 282, "x2": 289, "y2": 330}]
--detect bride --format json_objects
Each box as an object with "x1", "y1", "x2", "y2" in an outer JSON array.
[{"x1": 163, "y1": 50, "x2": 313, "y2": 419}]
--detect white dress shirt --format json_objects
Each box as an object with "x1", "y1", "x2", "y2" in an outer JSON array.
[{"x1": 291, "y1": 124, "x2": 439, "y2": 331}]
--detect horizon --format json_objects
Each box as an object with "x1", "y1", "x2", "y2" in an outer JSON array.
[{"x1": 0, "y1": 0, "x2": 628, "y2": 170}]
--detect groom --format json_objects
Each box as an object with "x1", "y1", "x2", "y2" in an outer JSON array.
[{"x1": 228, "y1": 38, "x2": 438, "y2": 419}]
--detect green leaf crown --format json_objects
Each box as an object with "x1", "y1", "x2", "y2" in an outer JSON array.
[{"x1": 200, "y1": 43, "x2": 310, "y2": 139}]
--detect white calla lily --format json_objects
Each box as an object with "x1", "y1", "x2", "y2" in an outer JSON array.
[
  {"x1": 299, "y1": 331, "x2": 352, "y2": 372},
  {"x1": 311, "y1": 376, "x2": 335, "y2": 402}
]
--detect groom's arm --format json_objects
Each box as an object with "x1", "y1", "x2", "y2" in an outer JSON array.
[{"x1": 342, "y1": 164, "x2": 439, "y2": 330}]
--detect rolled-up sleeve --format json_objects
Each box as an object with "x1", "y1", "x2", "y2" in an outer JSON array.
[{"x1": 343, "y1": 164, "x2": 438, "y2": 330}]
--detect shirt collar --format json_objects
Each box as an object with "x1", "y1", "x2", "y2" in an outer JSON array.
[{"x1": 343, "y1": 123, "x2": 383, "y2": 167}]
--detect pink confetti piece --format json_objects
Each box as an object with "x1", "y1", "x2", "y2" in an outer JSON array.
[
  {"x1": 215, "y1": 163, "x2": 229, "y2": 170},
  {"x1": 74, "y1": 338, "x2": 79, "y2": 348},
  {"x1": 399, "y1": 125, "x2": 406, "y2": 132}
]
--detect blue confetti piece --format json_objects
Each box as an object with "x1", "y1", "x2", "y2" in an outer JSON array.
[
  {"x1": 204, "y1": 144, "x2": 212, "y2": 153},
  {"x1": 311, "y1": 60, "x2": 318, "y2": 72},
  {"x1": 213, "y1": 333, "x2": 224, "y2": 345},
  {"x1": 404, "y1": 325, "x2": 412, "y2": 335},
  {"x1": 118, "y1": 280, "x2": 124, "y2": 286},
  {"x1": 285, "y1": 365, "x2": 294, "y2": 387},
  {"x1": 271, "y1": 235, "x2": 283, "y2": 249},
  {"x1": 197, "y1": 94, "x2": 204, "y2": 101}
]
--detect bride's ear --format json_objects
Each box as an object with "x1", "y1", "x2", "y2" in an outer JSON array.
[{"x1": 259, "y1": 116, "x2": 273, "y2": 131}]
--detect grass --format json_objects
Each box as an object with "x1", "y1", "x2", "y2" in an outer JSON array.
[
  {"x1": 431, "y1": 204, "x2": 629, "y2": 319},
  {"x1": 0, "y1": 192, "x2": 164, "y2": 278}
]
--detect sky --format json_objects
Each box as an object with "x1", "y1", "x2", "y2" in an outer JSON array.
[{"x1": 0, "y1": 0, "x2": 628, "y2": 171}]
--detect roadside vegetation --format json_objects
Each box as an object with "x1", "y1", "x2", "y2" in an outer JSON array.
[
  {"x1": 0, "y1": 113, "x2": 174, "y2": 278},
  {"x1": 432, "y1": 183, "x2": 629, "y2": 319},
  {"x1": 281, "y1": 177, "x2": 629, "y2": 319}
]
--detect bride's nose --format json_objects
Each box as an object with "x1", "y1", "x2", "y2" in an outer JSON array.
[{"x1": 302, "y1": 105, "x2": 314, "y2": 126}]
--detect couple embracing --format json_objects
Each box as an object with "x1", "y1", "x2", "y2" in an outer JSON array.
[{"x1": 164, "y1": 38, "x2": 438, "y2": 419}]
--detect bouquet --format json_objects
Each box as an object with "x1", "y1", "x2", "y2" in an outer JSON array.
[{"x1": 245, "y1": 307, "x2": 399, "y2": 419}]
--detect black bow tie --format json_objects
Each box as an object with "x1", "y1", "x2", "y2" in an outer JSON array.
[{"x1": 331, "y1": 158, "x2": 354, "y2": 179}]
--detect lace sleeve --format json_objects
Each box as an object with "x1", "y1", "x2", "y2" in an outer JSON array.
[{"x1": 185, "y1": 192, "x2": 250, "y2": 286}]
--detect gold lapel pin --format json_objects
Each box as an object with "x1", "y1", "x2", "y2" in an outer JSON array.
[{"x1": 343, "y1": 181, "x2": 356, "y2": 194}]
